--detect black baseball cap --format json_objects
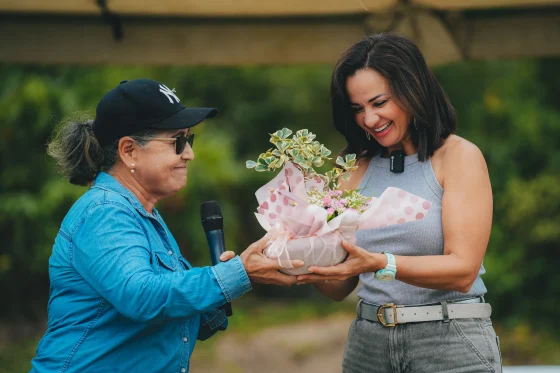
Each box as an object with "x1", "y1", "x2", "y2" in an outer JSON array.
[{"x1": 92, "y1": 79, "x2": 217, "y2": 147}]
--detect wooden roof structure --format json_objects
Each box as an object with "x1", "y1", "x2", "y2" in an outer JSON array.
[{"x1": 1, "y1": 0, "x2": 559, "y2": 66}]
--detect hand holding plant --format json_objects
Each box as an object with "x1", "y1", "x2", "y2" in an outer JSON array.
[{"x1": 247, "y1": 128, "x2": 432, "y2": 275}]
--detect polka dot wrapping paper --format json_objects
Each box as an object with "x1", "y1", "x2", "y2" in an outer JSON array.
[{"x1": 254, "y1": 161, "x2": 432, "y2": 275}]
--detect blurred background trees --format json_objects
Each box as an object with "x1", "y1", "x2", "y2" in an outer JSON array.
[{"x1": 0, "y1": 59, "x2": 559, "y2": 369}]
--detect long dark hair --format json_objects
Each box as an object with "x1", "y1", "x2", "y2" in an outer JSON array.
[{"x1": 331, "y1": 32, "x2": 457, "y2": 161}]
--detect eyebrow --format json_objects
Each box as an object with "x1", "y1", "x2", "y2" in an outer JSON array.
[
  {"x1": 350, "y1": 93, "x2": 387, "y2": 106},
  {"x1": 171, "y1": 129, "x2": 190, "y2": 137}
]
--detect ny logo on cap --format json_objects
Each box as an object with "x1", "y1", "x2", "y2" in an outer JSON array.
[{"x1": 159, "y1": 84, "x2": 181, "y2": 104}]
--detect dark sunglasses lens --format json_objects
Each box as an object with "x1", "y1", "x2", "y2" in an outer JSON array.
[
  {"x1": 176, "y1": 136, "x2": 188, "y2": 154},
  {"x1": 187, "y1": 133, "x2": 194, "y2": 148}
]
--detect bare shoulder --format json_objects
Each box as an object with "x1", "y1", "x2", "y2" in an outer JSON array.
[
  {"x1": 444, "y1": 135, "x2": 486, "y2": 166},
  {"x1": 433, "y1": 135, "x2": 488, "y2": 188},
  {"x1": 442, "y1": 135, "x2": 489, "y2": 187},
  {"x1": 338, "y1": 156, "x2": 371, "y2": 191}
]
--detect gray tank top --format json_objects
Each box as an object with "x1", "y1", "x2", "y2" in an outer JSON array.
[{"x1": 356, "y1": 153, "x2": 487, "y2": 305}]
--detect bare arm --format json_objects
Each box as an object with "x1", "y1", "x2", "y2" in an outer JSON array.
[
  {"x1": 392, "y1": 141, "x2": 493, "y2": 291},
  {"x1": 312, "y1": 276, "x2": 360, "y2": 302},
  {"x1": 298, "y1": 141, "x2": 493, "y2": 293}
]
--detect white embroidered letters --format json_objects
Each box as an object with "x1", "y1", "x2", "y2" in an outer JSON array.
[{"x1": 159, "y1": 84, "x2": 180, "y2": 104}]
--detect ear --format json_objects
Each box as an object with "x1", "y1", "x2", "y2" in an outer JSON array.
[{"x1": 118, "y1": 137, "x2": 138, "y2": 168}]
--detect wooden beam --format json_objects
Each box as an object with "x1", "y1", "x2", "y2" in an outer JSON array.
[
  {"x1": 2, "y1": 0, "x2": 559, "y2": 16},
  {"x1": 0, "y1": 17, "x2": 366, "y2": 66},
  {"x1": 0, "y1": 13, "x2": 559, "y2": 66},
  {"x1": 413, "y1": 0, "x2": 560, "y2": 10},
  {"x1": 391, "y1": 11, "x2": 560, "y2": 65},
  {"x1": 0, "y1": 0, "x2": 396, "y2": 17},
  {"x1": 466, "y1": 13, "x2": 560, "y2": 59},
  {"x1": 390, "y1": 11, "x2": 464, "y2": 66}
]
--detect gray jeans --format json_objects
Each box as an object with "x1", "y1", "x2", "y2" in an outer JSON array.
[{"x1": 342, "y1": 316, "x2": 502, "y2": 373}]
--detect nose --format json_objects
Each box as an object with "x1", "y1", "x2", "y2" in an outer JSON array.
[
  {"x1": 363, "y1": 109, "x2": 380, "y2": 129},
  {"x1": 181, "y1": 143, "x2": 194, "y2": 161}
]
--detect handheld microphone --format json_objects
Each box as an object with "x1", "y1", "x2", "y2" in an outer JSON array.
[{"x1": 200, "y1": 200, "x2": 233, "y2": 316}]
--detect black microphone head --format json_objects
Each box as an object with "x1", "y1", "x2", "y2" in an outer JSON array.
[{"x1": 200, "y1": 200, "x2": 223, "y2": 232}]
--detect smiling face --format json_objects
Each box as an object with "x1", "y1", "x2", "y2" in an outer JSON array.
[
  {"x1": 134, "y1": 128, "x2": 194, "y2": 200},
  {"x1": 346, "y1": 68, "x2": 415, "y2": 154}
]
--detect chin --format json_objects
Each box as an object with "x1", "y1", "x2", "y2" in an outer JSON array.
[
  {"x1": 168, "y1": 178, "x2": 187, "y2": 194},
  {"x1": 375, "y1": 133, "x2": 401, "y2": 148},
  {"x1": 374, "y1": 137, "x2": 395, "y2": 148},
  {"x1": 175, "y1": 179, "x2": 187, "y2": 191}
]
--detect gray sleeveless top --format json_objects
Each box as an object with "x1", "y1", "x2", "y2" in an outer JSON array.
[{"x1": 356, "y1": 153, "x2": 487, "y2": 305}]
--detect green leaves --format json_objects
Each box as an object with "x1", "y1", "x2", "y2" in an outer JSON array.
[
  {"x1": 335, "y1": 156, "x2": 346, "y2": 168},
  {"x1": 276, "y1": 141, "x2": 290, "y2": 153},
  {"x1": 344, "y1": 153, "x2": 356, "y2": 167},
  {"x1": 247, "y1": 127, "x2": 358, "y2": 190},
  {"x1": 311, "y1": 156, "x2": 323, "y2": 167},
  {"x1": 320, "y1": 145, "x2": 332, "y2": 157},
  {"x1": 271, "y1": 128, "x2": 293, "y2": 140},
  {"x1": 293, "y1": 129, "x2": 316, "y2": 144},
  {"x1": 336, "y1": 154, "x2": 356, "y2": 168},
  {"x1": 245, "y1": 160, "x2": 258, "y2": 169}
]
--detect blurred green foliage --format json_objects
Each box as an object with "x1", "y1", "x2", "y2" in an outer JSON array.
[{"x1": 0, "y1": 60, "x2": 558, "y2": 340}]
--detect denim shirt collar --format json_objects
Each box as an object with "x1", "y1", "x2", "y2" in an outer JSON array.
[{"x1": 92, "y1": 172, "x2": 160, "y2": 219}]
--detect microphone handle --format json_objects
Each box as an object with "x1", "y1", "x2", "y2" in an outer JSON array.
[
  {"x1": 204, "y1": 229, "x2": 233, "y2": 316},
  {"x1": 205, "y1": 229, "x2": 225, "y2": 265}
]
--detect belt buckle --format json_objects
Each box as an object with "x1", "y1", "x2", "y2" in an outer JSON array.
[{"x1": 377, "y1": 303, "x2": 398, "y2": 327}]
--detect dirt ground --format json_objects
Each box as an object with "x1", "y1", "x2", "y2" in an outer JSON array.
[{"x1": 191, "y1": 313, "x2": 355, "y2": 373}]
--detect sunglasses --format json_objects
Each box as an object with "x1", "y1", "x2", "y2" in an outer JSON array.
[{"x1": 152, "y1": 133, "x2": 195, "y2": 155}]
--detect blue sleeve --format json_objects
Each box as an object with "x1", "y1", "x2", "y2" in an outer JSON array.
[
  {"x1": 197, "y1": 308, "x2": 228, "y2": 341},
  {"x1": 71, "y1": 202, "x2": 252, "y2": 323}
]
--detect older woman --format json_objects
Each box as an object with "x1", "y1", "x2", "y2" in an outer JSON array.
[
  {"x1": 297, "y1": 33, "x2": 502, "y2": 372},
  {"x1": 30, "y1": 79, "x2": 302, "y2": 373}
]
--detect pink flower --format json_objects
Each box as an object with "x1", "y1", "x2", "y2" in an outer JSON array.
[
  {"x1": 322, "y1": 197, "x2": 332, "y2": 206},
  {"x1": 326, "y1": 207, "x2": 335, "y2": 215}
]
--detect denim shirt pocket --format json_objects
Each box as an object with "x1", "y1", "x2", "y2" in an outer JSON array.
[
  {"x1": 154, "y1": 252, "x2": 178, "y2": 273},
  {"x1": 179, "y1": 257, "x2": 192, "y2": 271}
]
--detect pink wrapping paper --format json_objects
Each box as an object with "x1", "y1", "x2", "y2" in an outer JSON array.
[{"x1": 255, "y1": 161, "x2": 432, "y2": 275}]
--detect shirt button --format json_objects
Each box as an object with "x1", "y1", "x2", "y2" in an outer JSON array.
[
  {"x1": 181, "y1": 369, "x2": 186, "y2": 373},
  {"x1": 168, "y1": 250, "x2": 173, "y2": 255},
  {"x1": 183, "y1": 337, "x2": 188, "y2": 342}
]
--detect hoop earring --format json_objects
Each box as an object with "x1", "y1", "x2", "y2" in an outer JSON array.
[
  {"x1": 130, "y1": 163, "x2": 135, "y2": 173},
  {"x1": 365, "y1": 130, "x2": 371, "y2": 140},
  {"x1": 413, "y1": 118, "x2": 418, "y2": 130}
]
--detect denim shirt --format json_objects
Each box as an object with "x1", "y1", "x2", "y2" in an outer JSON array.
[{"x1": 31, "y1": 172, "x2": 252, "y2": 373}]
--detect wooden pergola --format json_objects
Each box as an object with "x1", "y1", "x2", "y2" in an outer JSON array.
[{"x1": 1, "y1": 0, "x2": 559, "y2": 66}]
